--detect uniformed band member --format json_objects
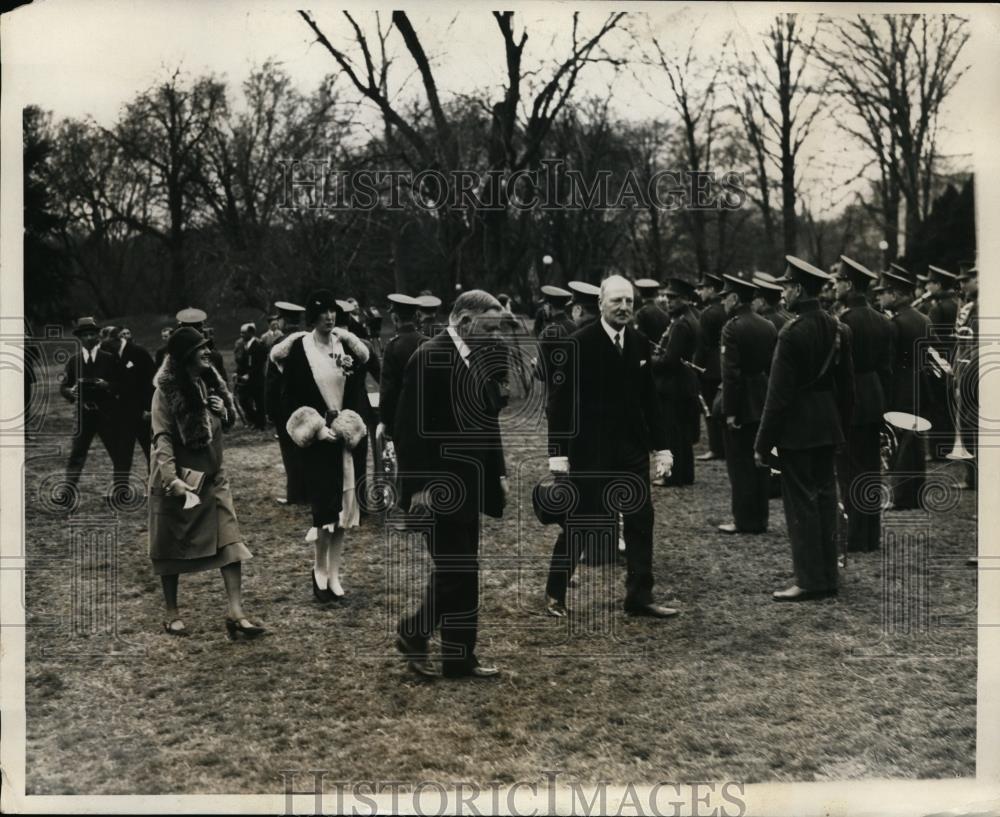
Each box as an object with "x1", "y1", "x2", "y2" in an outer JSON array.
[
  {"x1": 954, "y1": 266, "x2": 978, "y2": 492},
  {"x1": 175, "y1": 308, "x2": 227, "y2": 381},
  {"x1": 752, "y1": 273, "x2": 793, "y2": 332},
  {"x1": 834, "y1": 256, "x2": 893, "y2": 552},
  {"x1": 920, "y1": 265, "x2": 961, "y2": 458},
  {"x1": 567, "y1": 280, "x2": 601, "y2": 328},
  {"x1": 633, "y1": 278, "x2": 670, "y2": 344},
  {"x1": 533, "y1": 285, "x2": 575, "y2": 400},
  {"x1": 415, "y1": 293, "x2": 442, "y2": 338},
  {"x1": 875, "y1": 265, "x2": 931, "y2": 510},
  {"x1": 694, "y1": 272, "x2": 727, "y2": 461},
  {"x1": 717, "y1": 270, "x2": 777, "y2": 534},
  {"x1": 60, "y1": 317, "x2": 130, "y2": 502},
  {"x1": 378, "y1": 294, "x2": 429, "y2": 439},
  {"x1": 755, "y1": 256, "x2": 854, "y2": 602},
  {"x1": 651, "y1": 278, "x2": 702, "y2": 487},
  {"x1": 532, "y1": 285, "x2": 573, "y2": 337},
  {"x1": 265, "y1": 300, "x2": 309, "y2": 506}
]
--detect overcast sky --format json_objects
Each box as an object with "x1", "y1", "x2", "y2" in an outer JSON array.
[{"x1": 2, "y1": 1, "x2": 994, "y2": 218}]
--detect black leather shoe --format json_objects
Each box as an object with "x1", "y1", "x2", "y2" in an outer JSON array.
[
  {"x1": 225, "y1": 618, "x2": 266, "y2": 640},
  {"x1": 312, "y1": 570, "x2": 334, "y2": 603},
  {"x1": 545, "y1": 595, "x2": 568, "y2": 618},
  {"x1": 443, "y1": 658, "x2": 500, "y2": 680},
  {"x1": 625, "y1": 603, "x2": 679, "y2": 619},
  {"x1": 395, "y1": 633, "x2": 429, "y2": 661},
  {"x1": 772, "y1": 585, "x2": 838, "y2": 602},
  {"x1": 407, "y1": 659, "x2": 441, "y2": 678}
]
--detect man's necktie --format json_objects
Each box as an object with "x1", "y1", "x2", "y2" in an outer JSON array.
[{"x1": 614, "y1": 332, "x2": 623, "y2": 357}]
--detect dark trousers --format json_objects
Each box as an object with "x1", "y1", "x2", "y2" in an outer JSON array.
[
  {"x1": 65, "y1": 408, "x2": 130, "y2": 491},
  {"x1": 724, "y1": 422, "x2": 769, "y2": 532},
  {"x1": 703, "y1": 380, "x2": 725, "y2": 457},
  {"x1": 889, "y1": 429, "x2": 925, "y2": 510},
  {"x1": 118, "y1": 411, "x2": 151, "y2": 475},
  {"x1": 777, "y1": 445, "x2": 839, "y2": 592},
  {"x1": 660, "y1": 397, "x2": 695, "y2": 486},
  {"x1": 400, "y1": 518, "x2": 481, "y2": 674},
  {"x1": 277, "y1": 430, "x2": 309, "y2": 504},
  {"x1": 237, "y1": 381, "x2": 267, "y2": 427},
  {"x1": 545, "y1": 463, "x2": 655, "y2": 610},
  {"x1": 837, "y1": 422, "x2": 882, "y2": 552}
]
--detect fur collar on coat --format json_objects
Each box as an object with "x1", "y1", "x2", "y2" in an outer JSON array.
[
  {"x1": 269, "y1": 328, "x2": 370, "y2": 370},
  {"x1": 153, "y1": 355, "x2": 236, "y2": 449}
]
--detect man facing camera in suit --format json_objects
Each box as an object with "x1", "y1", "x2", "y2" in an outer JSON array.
[
  {"x1": 545, "y1": 275, "x2": 678, "y2": 620},
  {"x1": 394, "y1": 290, "x2": 509, "y2": 680}
]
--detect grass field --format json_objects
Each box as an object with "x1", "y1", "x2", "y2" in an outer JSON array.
[{"x1": 22, "y1": 346, "x2": 977, "y2": 795}]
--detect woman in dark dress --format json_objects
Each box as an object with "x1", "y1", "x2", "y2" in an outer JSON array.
[
  {"x1": 149, "y1": 327, "x2": 264, "y2": 639},
  {"x1": 269, "y1": 290, "x2": 370, "y2": 602}
]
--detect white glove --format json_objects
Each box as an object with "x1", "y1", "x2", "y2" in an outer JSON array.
[
  {"x1": 318, "y1": 426, "x2": 339, "y2": 443},
  {"x1": 654, "y1": 450, "x2": 673, "y2": 478},
  {"x1": 548, "y1": 456, "x2": 569, "y2": 474}
]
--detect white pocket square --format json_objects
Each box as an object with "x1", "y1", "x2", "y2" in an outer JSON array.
[
  {"x1": 125, "y1": 360, "x2": 134, "y2": 369},
  {"x1": 639, "y1": 359, "x2": 648, "y2": 367}
]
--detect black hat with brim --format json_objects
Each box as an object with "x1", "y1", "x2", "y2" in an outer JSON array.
[
  {"x1": 694, "y1": 272, "x2": 724, "y2": 289},
  {"x1": 921, "y1": 265, "x2": 959, "y2": 288},
  {"x1": 305, "y1": 289, "x2": 342, "y2": 323},
  {"x1": 721, "y1": 271, "x2": 759, "y2": 297},
  {"x1": 775, "y1": 255, "x2": 832, "y2": 285},
  {"x1": 837, "y1": 255, "x2": 878, "y2": 288},
  {"x1": 956, "y1": 266, "x2": 978, "y2": 281},
  {"x1": 664, "y1": 278, "x2": 696, "y2": 299},
  {"x1": 167, "y1": 326, "x2": 210, "y2": 362},
  {"x1": 880, "y1": 268, "x2": 915, "y2": 291},
  {"x1": 72, "y1": 316, "x2": 101, "y2": 336}
]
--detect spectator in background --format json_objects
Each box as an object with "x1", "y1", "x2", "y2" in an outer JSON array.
[{"x1": 235, "y1": 322, "x2": 268, "y2": 429}]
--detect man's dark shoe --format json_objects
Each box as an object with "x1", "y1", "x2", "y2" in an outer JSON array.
[
  {"x1": 624, "y1": 603, "x2": 679, "y2": 619},
  {"x1": 772, "y1": 585, "x2": 838, "y2": 602},
  {"x1": 406, "y1": 659, "x2": 441, "y2": 678},
  {"x1": 395, "y1": 632, "x2": 429, "y2": 661},
  {"x1": 545, "y1": 595, "x2": 568, "y2": 618},
  {"x1": 442, "y1": 658, "x2": 500, "y2": 680}
]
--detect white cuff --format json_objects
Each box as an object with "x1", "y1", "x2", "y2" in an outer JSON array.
[{"x1": 548, "y1": 456, "x2": 569, "y2": 473}]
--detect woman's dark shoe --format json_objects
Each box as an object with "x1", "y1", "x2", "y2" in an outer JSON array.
[
  {"x1": 312, "y1": 570, "x2": 334, "y2": 603},
  {"x1": 225, "y1": 618, "x2": 266, "y2": 640},
  {"x1": 163, "y1": 619, "x2": 188, "y2": 637}
]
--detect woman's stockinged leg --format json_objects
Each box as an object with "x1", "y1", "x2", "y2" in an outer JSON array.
[
  {"x1": 326, "y1": 527, "x2": 346, "y2": 597},
  {"x1": 161, "y1": 574, "x2": 180, "y2": 617},
  {"x1": 313, "y1": 537, "x2": 329, "y2": 589},
  {"x1": 220, "y1": 561, "x2": 246, "y2": 621}
]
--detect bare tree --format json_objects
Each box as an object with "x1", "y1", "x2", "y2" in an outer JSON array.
[
  {"x1": 731, "y1": 13, "x2": 827, "y2": 264},
  {"x1": 298, "y1": 9, "x2": 626, "y2": 292},
  {"x1": 819, "y1": 13, "x2": 970, "y2": 258},
  {"x1": 103, "y1": 71, "x2": 228, "y2": 309}
]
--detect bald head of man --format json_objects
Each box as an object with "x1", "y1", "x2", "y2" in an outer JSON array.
[{"x1": 599, "y1": 275, "x2": 635, "y2": 329}]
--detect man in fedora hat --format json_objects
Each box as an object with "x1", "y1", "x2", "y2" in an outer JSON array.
[
  {"x1": 59, "y1": 317, "x2": 129, "y2": 504},
  {"x1": 717, "y1": 271, "x2": 777, "y2": 534},
  {"x1": 694, "y1": 272, "x2": 727, "y2": 460},
  {"x1": 878, "y1": 264, "x2": 932, "y2": 509},
  {"x1": 755, "y1": 257, "x2": 854, "y2": 602},
  {"x1": 834, "y1": 256, "x2": 893, "y2": 552},
  {"x1": 651, "y1": 278, "x2": 702, "y2": 486}
]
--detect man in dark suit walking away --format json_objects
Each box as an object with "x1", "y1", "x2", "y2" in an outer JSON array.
[
  {"x1": 59, "y1": 317, "x2": 128, "y2": 504},
  {"x1": 236, "y1": 322, "x2": 268, "y2": 429},
  {"x1": 755, "y1": 257, "x2": 854, "y2": 602},
  {"x1": 394, "y1": 291, "x2": 509, "y2": 680},
  {"x1": 833, "y1": 256, "x2": 894, "y2": 552},
  {"x1": 694, "y1": 273, "x2": 727, "y2": 461},
  {"x1": 265, "y1": 301, "x2": 309, "y2": 506},
  {"x1": 109, "y1": 325, "x2": 156, "y2": 469},
  {"x1": 651, "y1": 278, "x2": 702, "y2": 487},
  {"x1": 874, "y1": 265, "x2": 932, "y2": 510},
  {"x1": 717, "y1": 271, "x2": 777, "y2": 535},
  {"x1": 544, "y1": 275, "x2": 679, "y2": 621}
]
